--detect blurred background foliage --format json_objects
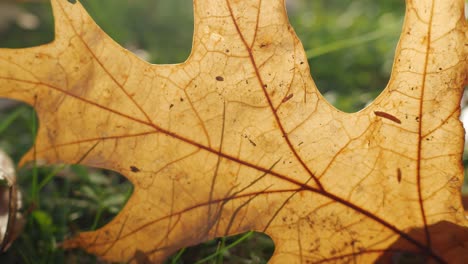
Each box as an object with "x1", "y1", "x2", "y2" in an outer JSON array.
[
  {"x1": 289, "y1": 0, "x2": 404, "y2": 111},
  {"x1": 0, "y1": 0, "x2": 466, "y2": 263},
  {"x1": 0, "y1": 0, "x2": 406, "y2": 112}
]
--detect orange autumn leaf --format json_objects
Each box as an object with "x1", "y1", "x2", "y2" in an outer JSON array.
[{"x1": 1, "y1": 0, "x2": 468, "y2": 263}]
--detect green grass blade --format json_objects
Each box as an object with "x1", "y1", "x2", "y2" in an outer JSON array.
[
  {"x1": 194, "y1": 231, "x2": 254, "y2": 264},
  {"x1": 305, "y1": 29, "x2": 394, "y2": 59},
  {"x1": 0, "y1": 107, "x2": 26, "y2": 135},
  {"x1": 215, "y1": 237, "x2": 226, "y2": 264},
  {"x1": 30, "y1": 107, "x2": 39, "y2": 205},
  {"x1": 37, "y1": 165, "x2": 67, "y2": 192},
  {"x1": 170, "y1": 247, "x2": 187, "y2": 264},
  {"x1": 91, "y1": 205, "x2": 104, "y2": 230}
]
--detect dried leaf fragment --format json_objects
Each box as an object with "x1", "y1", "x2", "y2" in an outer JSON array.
[{"x1": 0, "y1": 149, "x2": 23, "y2": 253}]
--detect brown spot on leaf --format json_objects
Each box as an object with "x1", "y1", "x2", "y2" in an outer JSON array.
[
  {"x1": 216, "y1": 76, "x2": 224, "y2": 82},
  {"x1": 130, "y1": 166, "x2": 140, "y2": 173},
  {"x1": 133, "y1": 250, "x2": 151, "y2": 264},
  {"x1": 282, "y1": 94, "x2": 294, "y2": 103},
  {"x1": 260, "y1": 42, "x2": 270, "y2": 48},
  {"x1": 374, "y1": 111, "x2": 401, "y2": 124}
]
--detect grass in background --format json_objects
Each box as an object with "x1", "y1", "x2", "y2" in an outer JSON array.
[
  {"x1": 0, "y1": 104, "x2": 135, "y2": 263},
  {"x1": 0, "y1": 0, "x2": 467, "y2": 263}
]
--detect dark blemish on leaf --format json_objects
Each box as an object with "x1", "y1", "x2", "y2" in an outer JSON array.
[
  {"x1": 169, "y1": 104, "x2": 174, "y2": 109},
  {"x1": 133, "y1": 250, "x2": 151, "y2": 264},
  {"x1": 300, "y1": 61, "x2": 304, "y2": 65},
  {"x1": 248, "y1": 139, "x2": 257, "y2": 147},
  {"x1": 263, "y1": 84, "x2": 268, "y2": 88},
  {"x1": 397, "y1": 168, "x2": 402, "y2": 183},
  {"x1": 130, "y1": 166, "x2": 140, "y2": 173},
  {"x1": 180, "y1": 97, "x2": 184, "y2": 102},
  {"x1": 298, "y1": 142, "x2": 304, "y2": 146},
  {"x1": 374, "y1": 111, "x2": 401, "y2": 124},
  {"x1": 67, "y1": 0, "x2": 77, "y2": 4},
  {"x1": 216, "y1": 76, "x2": 224, "y2": 81},
  {"x1": 282, "y1": 94, "x2": 294, "y2": 103},
  {"x1": 415, "y1": 117, "x2": 419, "y2": 122},
  {"x1": 225, "y1": 49, "x2": 230, "y2": 53}
]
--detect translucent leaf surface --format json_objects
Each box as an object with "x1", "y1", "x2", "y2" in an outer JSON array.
[{"x1": 0, "y1": 0, "x2": 467, "y2": 262}]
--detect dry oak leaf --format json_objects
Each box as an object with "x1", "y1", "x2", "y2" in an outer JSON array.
[{"x1": 0, "y1": 0, "x2": 468, "y2": 263}]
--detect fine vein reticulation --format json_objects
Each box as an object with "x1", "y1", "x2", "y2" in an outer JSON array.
[{"x1": 0, "y1": 0, "x2": 466, "y2": 263}]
